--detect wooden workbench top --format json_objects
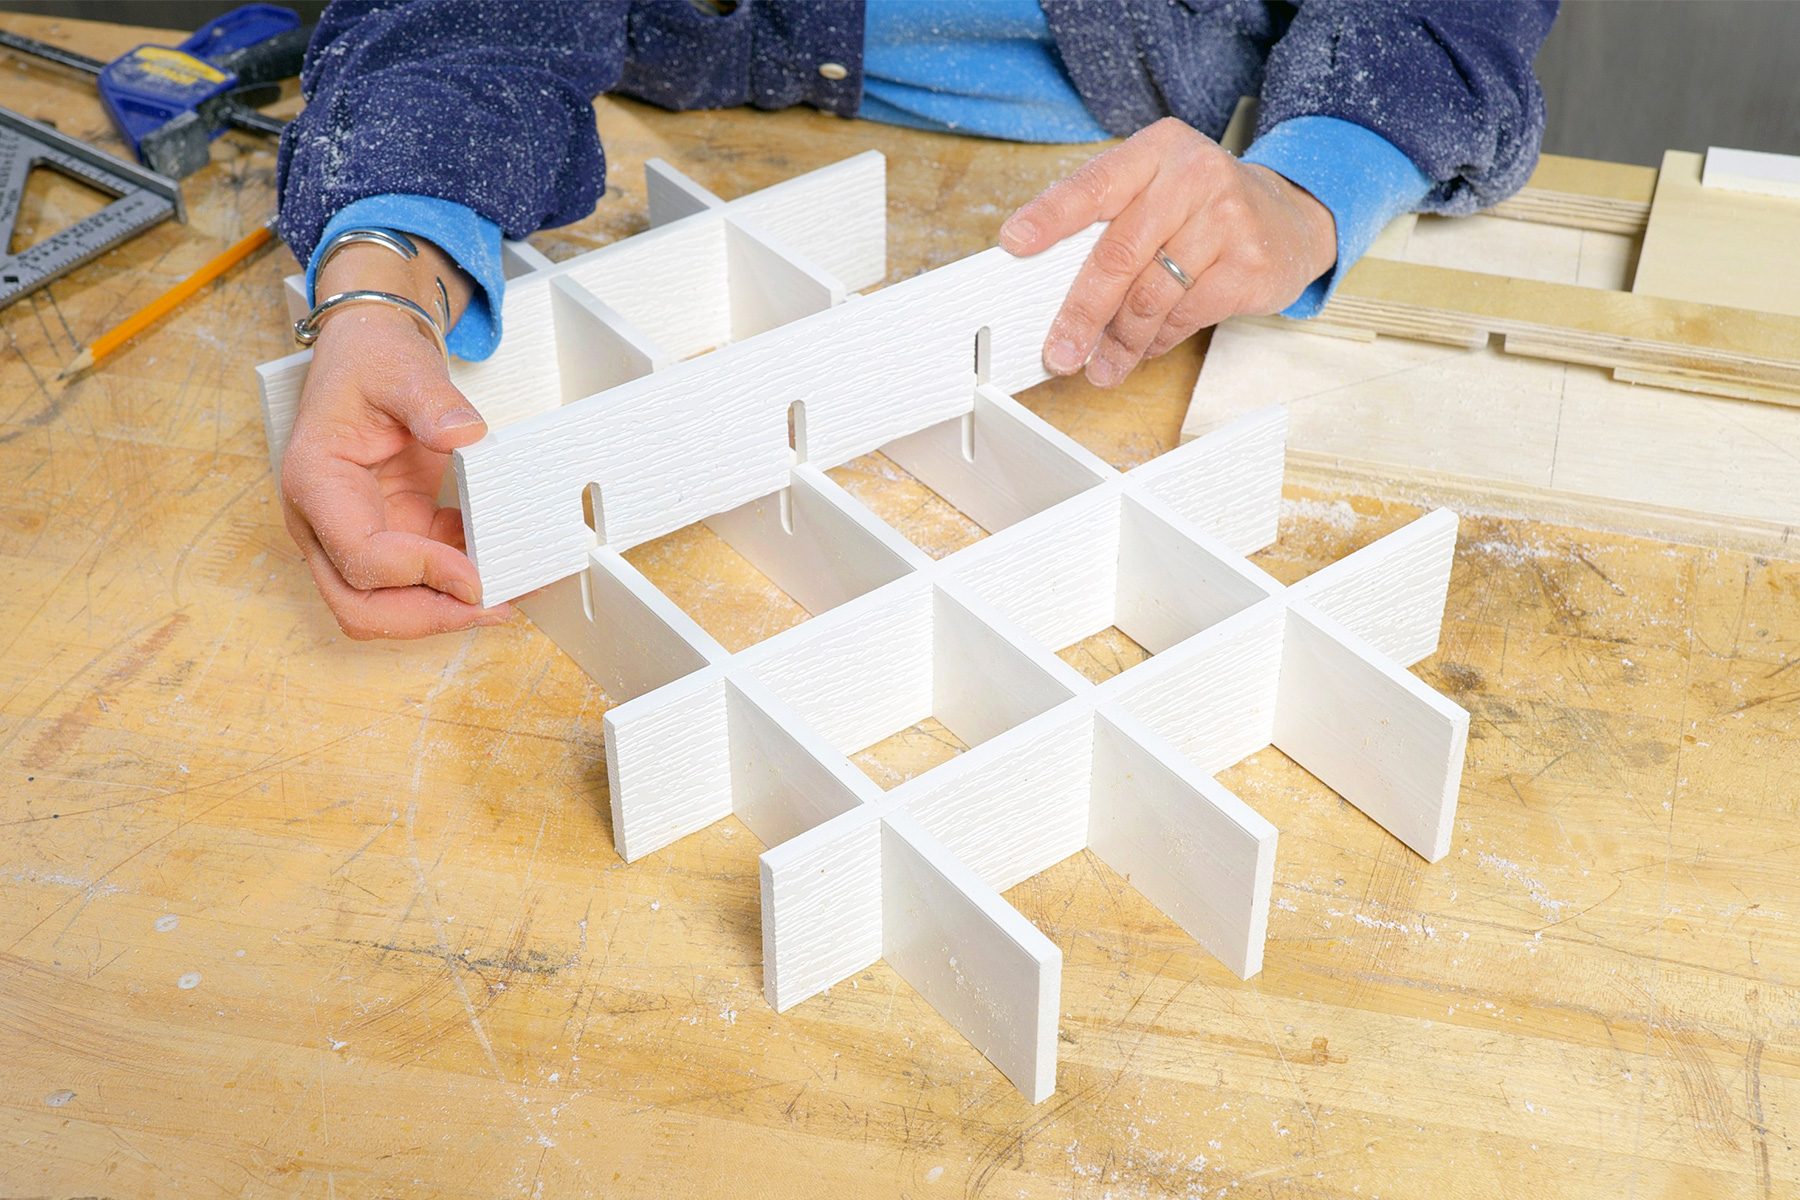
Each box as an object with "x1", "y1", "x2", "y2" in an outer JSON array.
[{"x1": 3, "y1": 13, "x2": 1795, "y2": 1198}]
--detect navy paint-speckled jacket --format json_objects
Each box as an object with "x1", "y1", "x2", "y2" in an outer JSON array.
[{"x1": 275, "y1": 0, "x2": 1557, "y2": 263}]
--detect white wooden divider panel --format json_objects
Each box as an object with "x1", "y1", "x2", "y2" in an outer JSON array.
[
  {"x1": 603, "y1": 670, "x2": 734, "y2": 863},
  {"x1": 721, "y1": 151, "x2": 888, "y2": 291},
  {"x1": 457, "y1": 230, "x2": 1101, "y2": 603},
  {"x1": 703, "y1": 467, "x2": 923, "y2": 618},
  {"x1": 897, "y1": 704, "x2": 1095, "y2": 895},
  {"x1": 945, "y1": 486, "x2": 1122, "y2": 651},
  {"x1": 725, "y1": 677, "x2": 869, "y2": 849},
  {"x1": 1288, "y1": 506, "x2": 1458, "y2": 666},
  {"x1": 549, "y1": 277, "x2": 666, "y2": 404},
  {"x1": 1103, "y1": 601, "x2": 1287, "y2": 777},
  {"x1": 931, "y1": 586, "x2": 1079, "y2": 748},
  {"x1": 645, "y1": 157, "x2": 725, "y2": 225},
  {"x1": 1130, "y1": 405, "x2": 1288, "y2": 555},
  {"x1": 760, "y1": 805, "x2": 885, "y2": 1012},
  {"x1": 742, "y1": 576, "x2": 937, "y2": 757},
  {"x1": 255, "y1": 155, "x2": 1471, "y2": 1104},
  {"x1": 1274, "y1": 605, "x2": 1467, "y2": 862},
  {"x1": 882, "y1": 812, "x2": 1061, "y2": 1105},
  {"x1": 725, "y1": 217, "x2": 843, "y2": 342},
  {"x1": 1089, "y1": 706, "x2": 1278, "y2": 979},
  {"x1": 884, "y1": 386, "x2": 1112, "y2": 534}
]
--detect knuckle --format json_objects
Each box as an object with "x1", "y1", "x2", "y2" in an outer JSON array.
[
  {"x1": 1236, "y1": 236, "x2": 1272, "y2": 272},
  {"x1": 1057, "y1": 298, "x2": 1105, "y2": 334},
  {"x1": 1212, "y1": 189, "x2": 1252, "y2": 227},
  {"x1": 339, "y1": 559, "x2": 381, "y2": 592},
  {"x1": 335, "y1": 610, "x2": 379, "y2": 641},
  {"x1": 278, "y1": 457, "x2": 311, "y2": 512},
  {"x1": 1069, "y1": 162, "x2": 1111, "y2": 208},
  {"x1": 1089, "y1": 235, "x2": 1140, "y2": 279},
  {"x1": 1123, "y1": 283, "x2": 1166, "y2": 324}
]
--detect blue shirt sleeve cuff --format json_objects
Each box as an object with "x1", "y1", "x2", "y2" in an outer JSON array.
[
  {"x1": 305, "y1": 194, "x2": 507, "y2": 361},
  {"x1": 1241, "y1": 116, "x2": 1432, "y2": 319}
]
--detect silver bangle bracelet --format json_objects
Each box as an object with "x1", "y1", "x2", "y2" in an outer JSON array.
[
  {"x1": 293, "y1": 289, "x2": 450, "y2": 361},
  {"x1": 315, "y1": 227, "x2": 419, "y2": 273},
  {"x1": 311, "y1": 226, "x2": 452, "y2": 333}
]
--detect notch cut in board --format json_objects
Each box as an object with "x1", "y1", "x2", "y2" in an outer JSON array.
[{"x1": 254, "y1": 154, "x2": 1471, "y2": 1104}]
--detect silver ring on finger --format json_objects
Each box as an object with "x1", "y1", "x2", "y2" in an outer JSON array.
[{"x1": 1154, "y1": 248, "x2": 1196, "y2": 290}]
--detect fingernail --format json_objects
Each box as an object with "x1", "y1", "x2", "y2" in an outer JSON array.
[
  {"x1": 436, "y1": 407, "x2": 483, "y2": 433},
  {"x1": 1000, "y1": 216, "x2": 1036, "y2": 252},
  {"x1": 448, "y1": 579, "x2": 480, "y2": 605},
  {"x1": 1046, "y1": 338, "x2": 1082, "y2": 374},
  {"x1": 1087, "y1": 356, "x2": 1122, "y2": 388},
  {"x1": 476, "y1": 609, "x2": 511, "y2": 627}
]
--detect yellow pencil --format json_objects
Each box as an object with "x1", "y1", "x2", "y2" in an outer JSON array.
[{"x1": 60, "y1": 217, "x2": 278, "y2": 378}]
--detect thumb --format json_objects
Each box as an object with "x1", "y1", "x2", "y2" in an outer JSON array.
[{"x1": 376, "y1": 363, "x2": 487, "y2": 455}]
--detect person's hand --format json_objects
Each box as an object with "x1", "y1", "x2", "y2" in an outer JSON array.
[
  {"x1": 1000, "y1": 117, "x2": 1338, "y2": 387},
  {"x1": 280, "y1": 237, "x2": 512, "y2": 639}
]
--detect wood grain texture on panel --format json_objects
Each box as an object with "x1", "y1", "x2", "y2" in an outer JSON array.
[
  {"x1": 1103, "y1": 599, "x2": 1286, "y2": 776},
  {"x1": 1288, "y1": 508, "x2": 1459, "y2": 668},
  {"x1": 604, "y1": 670, "x2": 734, "y2": 862},
  {"x1": 759, "y1": 806, "x2": 885, "y2": 1011},
  {"x1": 1089, "y1": 706, "x2": 1277, "y2": 979},
  {"x1": 943, "y1": 485, "x2": 1122, "y2": 651},
  {"x1": 254, "y1": 349, "x2": 309, "y2": 477},
  {"x1": 443, "y1": 274, "x2": 568, "y2": 429},
  {"x1": 723, "y1": 151, "x2": 888, "y2": 291},
  {"x1": 1128, "y1": 406, "x2": 1286, "y2": 554},
  {"x1": 557, "y1": 218, "x2": 732, "y2": 362},
  {"x1": 738, "y1": 576, "x2": 935, "y2": 756},
  {"x1": 1272, "y1": 604, "x2": 1467, "y2": 863},
  {"x1": 895, "y1": 705, "x2": 1095, "y2": 895},
  {"x1": 880, "y1": 813, "x2": 1061, "y2": 1104},
  {"x1": 1114, "y1": 491, "x2": 1282, "y2": 654}
]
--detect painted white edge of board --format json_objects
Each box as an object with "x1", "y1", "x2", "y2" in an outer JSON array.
[
  {"x1": 882, "y1": 810, "x2": 1061, "y2": 1104},
  {"x1": 1702, "y1": 146, "x2": 1800, "y2": 200},
  {"x1": 1273, "y1": 602, "x2": 1468, "y2": 863}
]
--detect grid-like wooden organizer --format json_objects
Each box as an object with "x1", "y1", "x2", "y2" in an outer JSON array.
[{"x1": 257, "y1": 154, "x2": 1469, "y2": 1102}]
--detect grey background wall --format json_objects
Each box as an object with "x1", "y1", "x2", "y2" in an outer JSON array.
[
  {"x1": 3, "y1": 0, "x2": 1798, "y2": 167},
  {"x1": 1534, "y1": 0, "x2": 1800, "y2": 164}
]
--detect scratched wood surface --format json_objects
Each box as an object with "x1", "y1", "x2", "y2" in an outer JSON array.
[{"x1": 2, "y1": 13, "x2": 1797, "y2": 1199}]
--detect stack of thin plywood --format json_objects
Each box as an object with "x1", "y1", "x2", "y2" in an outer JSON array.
[{"x1": 1182, "y1": 149, "x2": 1800, "y2": 554}]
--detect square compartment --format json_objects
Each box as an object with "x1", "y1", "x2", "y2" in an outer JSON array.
[
  {"x1": 739, "y1": 576, "x2": 1080, "y2": 788},
  {"x1": 945, "y1": 487, "x2": 1277, "y2": 684},
  {"x1": 874, "y1": 385, "x2": 1112, "y2": 557},
  {"x1": 622, "y1": 463, "x2": 922, "y2": 653}
]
